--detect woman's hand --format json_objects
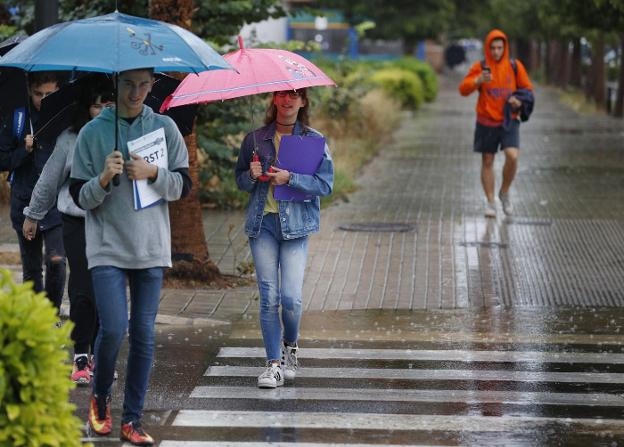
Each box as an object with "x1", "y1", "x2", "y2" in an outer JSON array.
[
  {"x1": 126, "y1": 153, "x2": 158, "y2": 181},
  {"x1": 267, "y1": 166, "x2": 290, "y2": 185},
  {"x1": 22, "y1": 217, "x2": 38, "y2": 241},
  {"x1": 250, "y1": 159, "x2": 262, "y2": 179}
]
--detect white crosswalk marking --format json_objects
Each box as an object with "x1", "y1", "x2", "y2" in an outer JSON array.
[
  {"x1": 190, "y1": 385, "x2": 624, "y2": 406},
  {"x1": 160, "y1": 344, "x2": 624, "y2": 445},
  {"x1": 217, "y1": 346, "x2": 624, "y2": 364},
  {"x1": 206, "y1": 365, "x2": 624, "y2": 383},
  {"x1": 172, "y1": 410, "x2": 624, "y2": 431},
  {"x1": 161, "y1": 443, "x2": 426, "y2": 447}
]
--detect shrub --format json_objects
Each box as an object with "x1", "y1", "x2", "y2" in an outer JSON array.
[
  {"x1": 389, "y1": 58, "x2": 439, "y2": 102},
  {"x1": 369, "y1": 68, "x2": 425, "y2": 109},
  {"x1": 0, "y1": 269, "x2": 83, "y2": 447}
]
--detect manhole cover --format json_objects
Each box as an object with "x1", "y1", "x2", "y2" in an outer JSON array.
[
  {"x1": 505, "y1": 217, "x2": 553, "y2": 226},
  {"x1": 459, "y1": 241, "x2": 508, "y2": 249},
  {"x1": 339, "y1": 223, "x2": 416, "y2": 233}
]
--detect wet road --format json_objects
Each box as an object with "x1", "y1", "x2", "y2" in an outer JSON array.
[{"x1": 77, "y1": 308, "x2": 624, "y2": 446}]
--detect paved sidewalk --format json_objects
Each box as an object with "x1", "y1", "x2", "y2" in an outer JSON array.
[{"x1": 2, "y1": 75, "x2": 624, "y2": 324}]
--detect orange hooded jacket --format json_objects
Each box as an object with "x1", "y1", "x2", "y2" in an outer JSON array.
[{"x1": 459, "y1": 29, "x2": 533, "y2": 126}]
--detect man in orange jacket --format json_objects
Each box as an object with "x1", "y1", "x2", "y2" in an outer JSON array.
[{"x1": 459, "y1": 29, "x2": 533, "y2": 218}]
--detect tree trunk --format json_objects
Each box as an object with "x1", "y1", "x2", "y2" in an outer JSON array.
[
  {"x1": 557, "y1": 39, "x2": 570, "y2": 88},
  {"x1": 546, "y1": 40, "x2": 560, "y2": 85},
  {"x1": 570, "y1": 37, "x2": 582, "y2": 89},
  {"x1": 149, "y1": 0, "x2": 224, "y2": 285},
  {"x1": 591, "y1": 33, "x2": 606, "y2": 108},
  {"x1": 516, "y1": 38, "x2": 531, "y2": 71},
  {"x1": 615, "y1": 34, "x2": 624, "y2": 118}
]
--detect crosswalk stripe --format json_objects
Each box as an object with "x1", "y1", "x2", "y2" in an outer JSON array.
[
  {"x1": 190, "y1": 385, "x2": 624, "y2": 406},
  {"x1": 217, "y1": 347, "x2": 624, "y2": 364},
  {"x1": 160, "y1": 443, "x2": 425, "y2": 447},
  {"x1": 205, "y1": 365, "x2": 624, "y2": 383},
  {"x1": 172, "y1": 410, "x2": 624, "y2": 431}
]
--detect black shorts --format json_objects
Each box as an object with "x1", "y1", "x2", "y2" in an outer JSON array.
[{"x1": 473, "y1": 120, "x2": 520, "y2": 153}]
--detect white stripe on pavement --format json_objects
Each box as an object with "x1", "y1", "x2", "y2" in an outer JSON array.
[
  {"x1": 173, "y1": 410, "x2": 624, "y2": 431},
  {"x1": 217, "y1": 347, "x2": 624, "y2": 364},
  {"x1": 160, "y1": 443, "x2": 424, "y2": 447},
  {"x1": 205, "y1": 365, "x2": 624, "y2": 384},
  {"x1": 190, "y1": 386, "x2": 624, "y2": 406}
]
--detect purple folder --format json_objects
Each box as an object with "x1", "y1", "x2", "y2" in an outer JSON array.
[{"x1": 274, "y1": 135, "x2": 326, "y2": 201}]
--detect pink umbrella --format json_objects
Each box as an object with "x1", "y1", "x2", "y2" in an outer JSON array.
[{"x1": 160, "y1": 36, "x2": 335, "y2": 111}]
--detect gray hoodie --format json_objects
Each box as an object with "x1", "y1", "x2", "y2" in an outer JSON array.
[
  {"x1": 24, "y1": 128, "x2": 85, "y2": 221},
  {"x1": 70, "y1": 105, "x2": 189, "y2": 269}
]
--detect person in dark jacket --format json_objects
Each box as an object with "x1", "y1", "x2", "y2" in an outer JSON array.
[{"x1": 0, "y1": 71, "x2": 66, "y2": 310}]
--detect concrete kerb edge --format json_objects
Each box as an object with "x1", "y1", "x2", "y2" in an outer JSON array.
[{"x1": 60, "y1": 303, "x2": 232, "y2": 327}]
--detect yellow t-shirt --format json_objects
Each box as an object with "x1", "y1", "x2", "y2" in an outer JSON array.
[{"x1": 263, "y1": 131, "x2": 283, "y2": 215}]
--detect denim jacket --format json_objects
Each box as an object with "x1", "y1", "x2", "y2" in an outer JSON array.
[{"x1": 235, "y1": 121, "x2": 334, "y2": 239}]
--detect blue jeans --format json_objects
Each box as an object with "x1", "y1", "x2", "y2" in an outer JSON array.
[
  {"x1": 90, "y1": 266, "x2": 163, "y2": 424},
  {"x1": 249, "y1": 213, "x2": 308, "y2": 362}
]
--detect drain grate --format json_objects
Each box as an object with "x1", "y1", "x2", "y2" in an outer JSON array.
[
  {"x1": 504, "y1": 217, "x2": 553, "y2": 226},
  {"x1": 339, "y1": 223, "x2": 416, "y2": 233},
  {"x1": 459, "y1": 241, "x2": 508, "y2": 249}
]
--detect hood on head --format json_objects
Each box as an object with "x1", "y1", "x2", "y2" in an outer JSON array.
[{"x1": 484, "y1": 29, "x2": 509, "y2": 66}]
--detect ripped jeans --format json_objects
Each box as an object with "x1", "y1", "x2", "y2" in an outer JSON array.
[
  {"x1": 249, "y1": 213, "x2": 308, "y2": 362},
  {"x1": 16, "y1": 224, "x2": 66, "y2": 311}
]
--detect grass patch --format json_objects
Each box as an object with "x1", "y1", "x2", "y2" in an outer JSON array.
[{"x1": 559, "y1": 88, "x2": 604, "y2": 115}]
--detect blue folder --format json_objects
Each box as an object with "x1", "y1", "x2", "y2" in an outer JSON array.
[{"x1": 274, "y1": 135, "x2": 326, "y2": 201}]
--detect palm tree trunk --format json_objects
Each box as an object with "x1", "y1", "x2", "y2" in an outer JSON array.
[{"x1": 149, "y1": 0, "x2": 223, "y2": 284}]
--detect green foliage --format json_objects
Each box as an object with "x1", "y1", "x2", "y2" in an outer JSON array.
[
  {"x1": 2, "y1": 0, "x2": 285, "y2": 42},
  {"x1": 0, "y1": 24, "x2": 16, "y2": 39},
  {"x1": 388, "y1": 58, "x2": 438, "y2": 102},
  {"x1": 369, "y1": 68, "x2": 424, "y2": 109},
  {"x1": 0, "y1": 270, "x2": 82, "y2": 447}
]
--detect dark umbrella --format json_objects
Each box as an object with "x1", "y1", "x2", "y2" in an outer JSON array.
[{"x1": 36, "y1": 73, "x2": 198, "y2": 143}]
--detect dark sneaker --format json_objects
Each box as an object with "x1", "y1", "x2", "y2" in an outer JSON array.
[
  {"x1": 257, "y1": 363, "x2": 284, "y2": 388},
  {"x1": 281, "y1": 342, "x2": 299, "y2": 380},
  {"x1": 71, "y1": 355, "x2": 91, "y2": 385},
  {"x1": 88, "y1": 394, "x2": 112, "y2": 435},
  {"x1": 89, "y1": 355, "x2": 118, "y2": 380},
  {"x1": 120, "y1": 421, "x2": 154, "y2": 446}
]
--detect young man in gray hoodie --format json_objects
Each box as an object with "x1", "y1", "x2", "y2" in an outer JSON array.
[{"x1": 70, "y1": 68, "x2": 191, "y2": 446}]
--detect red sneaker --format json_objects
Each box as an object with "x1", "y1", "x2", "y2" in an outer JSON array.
[
  {"x1": 88, "y1": 394, "x2": 112, "y2": 435},
  {"x1": 71, "y1": 355, "x2": 91, "y2": 385},
  {"x1": 120, "y1": 421, "x2": 154, "y2": 446}
]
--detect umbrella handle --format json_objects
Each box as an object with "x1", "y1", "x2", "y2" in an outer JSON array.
[
  {"x1": 112, "y1": 174, "x2": 120, "y2": 186},
  {"x1": 252, "y1": 151, "x2": 271, "y2": 182}
]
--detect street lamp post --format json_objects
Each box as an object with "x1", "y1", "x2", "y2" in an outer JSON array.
[{"x1": 35, "y1": 0, "x2": 58, "y2": 31}]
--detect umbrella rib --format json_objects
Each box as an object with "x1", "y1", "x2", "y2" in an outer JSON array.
[{"x1": 171, "y1": 76, "x2": 334, "y2": 100}]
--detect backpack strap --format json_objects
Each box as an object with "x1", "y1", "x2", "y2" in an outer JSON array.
[{"x1": 510, "y1": 58, "x2": 518, "y2": 79}]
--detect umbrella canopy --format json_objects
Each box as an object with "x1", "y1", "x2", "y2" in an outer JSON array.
[
  {"x1": 36, "y1": 73, "x2": 198, "y2": 142},
  {"x1": 0, "y1": 12, "x2": 231, "y2": 74},
  {"x1": 161, "y1": 36, "x2": 335, "y2": 111},
  {"x1": 0, "y1": 34, "x2": 27, "y2": 56}
]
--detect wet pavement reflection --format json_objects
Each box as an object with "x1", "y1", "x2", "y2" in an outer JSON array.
[{"x1": 73, "y1": 307, "x2": 624, "y2": 446}]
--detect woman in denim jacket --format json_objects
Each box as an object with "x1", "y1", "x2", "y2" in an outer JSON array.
[{"x1": 235, "y1": 88, "x2": 333, "y2": 388}]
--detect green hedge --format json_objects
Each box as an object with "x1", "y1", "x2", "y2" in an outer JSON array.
[
  {"x1": 389, "y1": 57, "x2": 438, "y2": 102},
  {"x1": 0, "y1": 270, "x2": 83, "y2": 447},
  {"x1": 369, "y1": 68, "x2": 425, "y2": 109}
]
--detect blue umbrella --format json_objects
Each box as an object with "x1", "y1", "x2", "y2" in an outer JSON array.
[
  {"x1": 0, "y1": 11, "x2": 231, "y2": 185},
  {"x1": 0, "y1": 12, "x2": 229, "y2": 74}
]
